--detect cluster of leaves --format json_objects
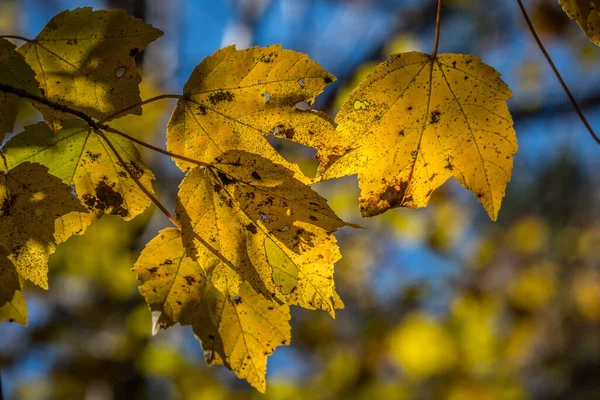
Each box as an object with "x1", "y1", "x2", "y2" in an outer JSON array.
[{"x1": 2, "y1": 1, "x2": 596, "y2": 391}]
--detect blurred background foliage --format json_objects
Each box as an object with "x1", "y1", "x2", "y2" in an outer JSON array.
[{"x1": 1, "y1": 0, "x2": 599, "y2": 399}]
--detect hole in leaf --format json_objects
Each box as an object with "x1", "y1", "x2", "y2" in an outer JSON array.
[
  {"x1": 264, "y1": 92, "x2": 271, "y2": 103},
  {"x1": 260, "y1": 213, "x2": 272, "y2": 223},
  {"x1": 297, "y1": 78, "x2": 305, "y2": 89},
  {"x1": 295, "y1": 101, "x2": 310, "y2": 111},
  {"x1": 115, "y1": 66, "x2": 127, "y2": 78}
]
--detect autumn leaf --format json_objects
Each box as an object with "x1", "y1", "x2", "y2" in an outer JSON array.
[
  {"x1": 0, "y1": 247, "x2": 27, "y2": 325},
  {"x1": 17, "y1": 7, "x2": 162, "y2": 131},
  {"x1": 166, "y1": 45, "x2": 339, "y2": 180},
  {"x1": 560, "y1": 0, "x2": 600, "y2": 46},
  {"x1": 323, "y1": 52, "x2": 517, "y2": 220},
  {"x1": 135, "y1": 228, "x2": 291, "y2": 392},
  {"x1": 0, "y1": 287, "x2": 27, "y2": 326},
  {"x1": 3, "y1": 120, "x2": 155, "y2": 238},
  {"x1": 176, "y1": 151, "x2": 350, "y2": 316},
  {"x1": 0, "y1": 162, "x2": 85, "y2": 289},
  {"x1": 0, "y1": 38, "x2": 40, "y2": 141}
]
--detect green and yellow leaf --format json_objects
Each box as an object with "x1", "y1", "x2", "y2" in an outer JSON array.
[
  {"x1": 3, "y1": 121, "x2": 155, "y2": 236},
  {"x1": 323, "y1": 52, "x2": 517, "y2": 220},
  {"x1": 176, "y1": 151, "x2": 350, "y2": 316},
  {"x1": 0, "y1": 38, "x2": 40, "y2": 141},
  {"x1": 0, "y1": 162, "x2": 85, "y2": 288},
  {"x1": 17, "y1": 7, "x2": 162, "y2": 131},
  {"x1": 0, "y1": 248, "x2": 27, "y2": 325},
  {"x1": 166, "y1": 45, "x2": 339, "y2": 180},
  {"x1": 560, "y1": 0, "x2": 600, "y2": 46},
  {"x1": 0, "y1": 289, "x2": 27, "y2": 326},
  {"x1": 135, "y1": 228, "x2": 291, "y2": 392}
]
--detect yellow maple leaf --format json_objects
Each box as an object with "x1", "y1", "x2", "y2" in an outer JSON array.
[
  {"x1": 3, "y1": 120, "x2": 155, "y2": 237},
  {"x1": 166, "y1": 45, "x2": 340, "y2": 180},
  {"x1": 0, "y1": 162, "x2": 85, "y2": 288},
  {"x1": 323, "y1": 52, "x2": 517, "y2": 220},
  {"x1": 560, "y1": 0, "x2": 600, "y2": 46},
  {"x1": 0, "y1": 289, "x2": 27, "y2": 326},
  {"x1": 0, "y1": 38, "x2": 40, "y2": 141},
  {"x1": 176, "y1": 151, "x2": 351, "y2": 316},
  {"x1": 0, "y1": 247, "x2": 27, "y2": 325},
  {"x1": 135, "y1": 228, "x2": 291, "y2": 393},
  {"x1": 17, "y1": 7, "x2": 162, "y2": 131}
]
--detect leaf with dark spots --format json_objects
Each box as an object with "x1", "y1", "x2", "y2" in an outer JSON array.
[
  {"x1": 177, "y1": 151, "x2": 351, "y2": 319},
  {"x1": 246, "y1": 223, "x2": 258, "y2": 234},
  {"x1": 323, "y1": 52, "x2": 517, "y2": 220},
  {"x1": 217, "y1": 171, "x2": 236, "y2": 186},
  {"x1": 134, "y1": 229, "x2": 291, "y2": 392},
  {"x1": 184, "y1": 275, "x2": 196, "y2": 285},
  {"x1": 1, "y1": 194, "x2": 18, "y2": 217},
  {"x1": 1, "y1": 162, "x2": 85, "y2": 289},
  {"x1": 17, "y1": 7, "x2": 163, "y2": 130},
  {"x1": 167, "y1": 45, "x2": 337, "y2": 181},
  {"x1": 3, "y1": 120, "x2": 155, "y2": 229},
  {"x1": 208, "y1": 90, "x2": 235, "y2": 106},
  {"x1": 251, "y1": 171, "x2": 261, "y2": 180},
  {"x1": 95, "y1": 180, "x2": 129, "y2": 218}
]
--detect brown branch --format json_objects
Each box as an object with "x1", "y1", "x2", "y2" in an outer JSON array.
[
  {"x1": 103, "y1": 126, "x2": 211, "y2": 168},
  {"x1": 431, "y1": 0, "x2": 443, "y2": 58},
  {"x1": 97, "y1": 94, "x2": 183, "y2": 124},
  {"x1": 0, "y1": 83, "x2": 102, "y2": 130},
  {"x1": 515, "y1": 0, "x2": 600, "y2": 147},
  {"x1": 94, "y1": 128, "x2": 182, "y2": 230},
  {"x1": 0, "y1": 35, "x2": 33, "y2": 43},
  {"x1": 0, "y1": 83, "x2": 214, "y2": 168}
]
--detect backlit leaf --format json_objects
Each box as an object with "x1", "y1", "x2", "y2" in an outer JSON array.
[
  {"x1": 135, "y1": 228, "x2": 291, "y2": 392},
  {"x1": 0, "y1": 38, "x2": 40, "y2": 141},
  {"x1": 0, "y1": 289, "x2": 27, "y2": 326},
  {"x1": 0, "y1": 162, "x2": 85, "y2": 288},
  {"x1": 322, "y1": 52, "x2": 517, "y2": 220},
  {"x1": 166, "y1": 45, "x2": 339, "y2": 180},
  {"x1": 17, "y1": 7, "x2": 162, "y2": 130},
  {"x1": 0, "y1": 247, "x2": 27, "y2": 325},
  {"x1": 560, "y1": 0, "x2": 600, "y2": 46},
  {"x1": 3, "y1": 120, "x2": 155, "y2": 231},
  {"x1": 176, "y1": 151, "x2": 350, "y2": 316}
]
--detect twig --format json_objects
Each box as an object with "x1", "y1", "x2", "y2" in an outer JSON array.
[
  {"x1": 431, "y1": 0, "x2": 443, "y2": 58},
  {"x1": 0, "y1": 35, "x2": 33, "y2": 42},
  {"x1": 95, "y1": 129, "x2": 182, "y2": 230},
  {"x1": 515, "y1": 0, "x2": 600, "y2": 146},
  {"x1": 0, "y1": 83, "x2": 101, "y2": 130},
  {"x1": 103, "y1": 126, "x2": 211, "y2": 168},
  {"x1": 0, "y1": 83, "x2": 213, "y2": 167},
  {"x1": 97, "y1": 94, "x2": 183, "y2": 124}
]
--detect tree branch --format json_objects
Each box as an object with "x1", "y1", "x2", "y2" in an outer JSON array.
[
  {"x1": 95, "y1": 129, "x2": 182, "y2": 229},
  {"x1": 432, "y1": 0, "x2": 443, "y2": 58},
  {"x1": 515, "y1": 0, "x2": 600, "y2": 147},
  {"x1": 0, "y1": 35, "x2": 33, "y2": 42},
  {"x1": 97, "y1": 94, "x2": 183, "y2": 124},
  {"x1": 103, "y1": 126, "x2": 211, "y2": 168},
  {"x1": 0, "y1": 83, "x2": 102, "y2": 130}
]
